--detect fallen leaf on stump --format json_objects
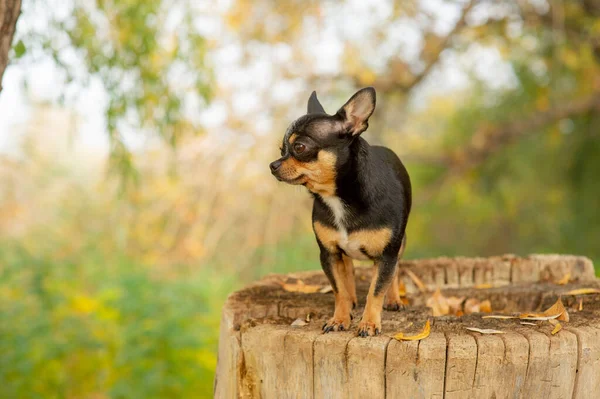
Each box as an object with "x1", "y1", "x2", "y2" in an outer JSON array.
[
  {"x1": 393, "y1": 320, "x2": 431, "y2": 341},
  {"x1": 543, "y1": 297, "x2": 569, "y2": 322},
  {"x1": 466, "y1": 327, "x2": 505, "y2": 334},
  {"x1": 319, "y1": 285, "x2": 333, "y2": 294},
  {"x1": 406, "y1": 269, "x2": 427, "y2": 292},
  {"x1": 398, "y1": 280, "x2": 407, "y2": 297},
  {"x1": 564, "y1": 288, "x2": 600, "y2": 296},
  {"x1": 551, "y1": 322, "x2": 562, "y2": 335},
  {"x1": 557, "y1": 273, "x2": 570, "y2": 285},
  {"x1": 480, "y1": 300, "x2": 492, "y2": 313},
  {"x1": 520, "y1": 322, "x2": 538, "y2": 326},
  {"x1": 519, "y1": 297, "x2": 569, "y2": 322},
  {"x1": 281, "y1": 280, "x2": 322, "y2": 293},
  {"x1": 426, "y1": 288, "x2": 449, "y2": 316},
  {"x1": 447, "y1": 296, "x2": 466, "y2": 315},
  {"x1": 464, "y1": 298, "x2": 481, "y2": 314},
  {"x1": 291, "y1": 318, "x2": 307, "y2": 327}
]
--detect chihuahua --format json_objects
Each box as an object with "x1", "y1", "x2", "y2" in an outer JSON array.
[{"x1": 269, "y1": 87, "x2": 411, "y2": 337}]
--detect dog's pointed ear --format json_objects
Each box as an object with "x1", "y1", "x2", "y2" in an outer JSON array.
[
  {"x1": 307, "y1": 91, "x2": 326, "y2": 114},
  {"x1": 337, "y1": 87, "x2": 376, "y2": 136}
]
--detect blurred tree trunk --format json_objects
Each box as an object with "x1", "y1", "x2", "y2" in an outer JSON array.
[{"x1": 0, "y1": 0, "x2": 21, "y2": 93}]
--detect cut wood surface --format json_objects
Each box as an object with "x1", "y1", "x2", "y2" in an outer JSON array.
[{"x1": 214, "y1": 254, "x2": 600, "y2": 399}]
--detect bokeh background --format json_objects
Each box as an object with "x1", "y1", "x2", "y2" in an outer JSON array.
[{"x1": 1, "y1": 0, "x2": 599, "y2": 397}]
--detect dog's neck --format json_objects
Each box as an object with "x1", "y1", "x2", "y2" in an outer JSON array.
[{"x1": 316, "y1": 138, "x2": 374, "y2": 226}]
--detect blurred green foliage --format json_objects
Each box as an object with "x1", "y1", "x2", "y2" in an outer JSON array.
[
  {"x1": 0, "y1": 243, "x2": 230, "y2": 398},
  {"x1": 13, "y1": 0, "x2": 212, "y2": 176}
]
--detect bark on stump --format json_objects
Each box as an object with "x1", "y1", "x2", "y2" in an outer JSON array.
[{"x1": 215, "y1": 254, "x2": 600, "y2": 399}]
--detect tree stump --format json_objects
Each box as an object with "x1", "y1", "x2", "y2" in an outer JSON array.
[{"x1": 214, "y1": 255, "x2": 600, "y2": 399}]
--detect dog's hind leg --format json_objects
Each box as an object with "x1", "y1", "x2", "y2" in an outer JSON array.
[{"x1": 383, "y1": 234, "x2": 406, "y2": 311}]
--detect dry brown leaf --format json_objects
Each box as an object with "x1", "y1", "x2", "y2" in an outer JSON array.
[
  {"x1": 551, "y1": 322, "x2": 562, "y2": 335},
  {"x1": 426, "y1": 288, "x2": 450, "y2": 316},
  {"x1": 281, "y1": 280, "x2": 322, "y2": 294},
  {"x1": 564, "y1": 288, "x2": 600, "y2": 296},
  {"x1": 520, "y1": 322, "x2": 538, "y2": 326},
  {"x1": 319, "y1": 285, "x2": 333, "y2": 294},
  {"x1": 464, "y1": 298, "x2": 481, "y2": 315},
  {"x1": 482, "y1": 315, "x2": 517, "y2": 320},
  {"x1": 520, "y1": 297, "x2": 569, "y2": 322},
  {"x1": 557, "y1": 273, "x2": 570, "y2": 285},
  {"x1": 406, "y1": 269, "x2": 427, "y2": 292},
  {"x1": 465, "y1": 327, "x2": 505, "y2": 334},
  {"x1": 543, "y1": 297, "x2": 569, "y2": 322},
  {"x1": 474, "y1": 283, "x2": 493, "y2": 289},
  {"x1": 398, "y1": 280, "x2": 407, "y2": 297},
  {"x1": 548, "y1": 319, "x2": 559, "y2": 326},
  {"x1": 393, "y1": 320, "x2": 431, "y2": 341},
  {"x1": 400, "y1": 296, "x2": 410, "y2": 305},
  {"x1": 447, "y1": 296, "x2": 465, "y2": 316},
  {"x1": 291, "y1": 318, "x2": 307, "y2": 327},
  {"x1": 519, "y1": 314, "x2": 561, "y2": 321},
  {"x1": 479, "y1": 300, "x2": 492, "y2": 313}
]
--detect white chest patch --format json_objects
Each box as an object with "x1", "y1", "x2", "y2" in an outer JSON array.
[
  {"x1": 321, "y1": 196, "x2": 369, "y2": 260},
  {"x1": 322, "y1": 196, "x2": 347, "y2": 228}
]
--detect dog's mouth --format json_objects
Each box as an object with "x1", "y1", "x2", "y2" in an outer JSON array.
[{"x1": 275, "y1": 174, "x2": 306, "y2": 185}]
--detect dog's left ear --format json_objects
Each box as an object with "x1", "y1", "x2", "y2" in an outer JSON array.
[
  {"x1": 337, "y1": 87, "x2": 376, "y2": 136},
  {"x1": 307, "y1": 91, "x2": 326, "y2": 114}
]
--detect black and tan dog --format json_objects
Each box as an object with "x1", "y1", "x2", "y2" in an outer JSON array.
[{"x1": 269, "y1": 87, "x2": 411, "y2": 337}]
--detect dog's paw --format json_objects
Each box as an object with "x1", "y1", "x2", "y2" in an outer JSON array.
[
  {"x1": 357, "y1": 320, "x2": 381, "y2": 337},
  {"x1": 322, "y1": 316, "x2": 351, "y2": 333},
  {"x1": 383, "y1": 299, "x2": 405, "y2": 312}
]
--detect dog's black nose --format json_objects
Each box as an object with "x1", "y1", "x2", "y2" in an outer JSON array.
[{"x1": 270, "y1": 160, "x2": 282, "y2": 172}]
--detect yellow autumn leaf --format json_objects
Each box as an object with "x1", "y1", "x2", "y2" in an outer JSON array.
[
  {"x1": 551, "y1": 322, "x2": 562, "y2": 335},
  {"x1": 393, "y1": 320, "x2": 431, "y2": 341},
  {"x1": 474, "y1": 283, "x2": 493, "y2": 289},
  {"x1": 398, "y1": 280, "x2": 407, "y2": 297},
  {"x1": 557, "y1": 273, "x2": 570, "y2": 285},
  {"x1": 520, "y1": 297, "x2": 568, "y2": 322},
  {"x1": 479, "y1": 300, "x2": 492, "y2": 313}
]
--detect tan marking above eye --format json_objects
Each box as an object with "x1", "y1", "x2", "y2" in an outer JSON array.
[
  {"x1": 313, "y1": 222, "x2": 393, "y2": 258},
  {"x1": 288, "y1": 133, "x2": 298, "y2": 144}
]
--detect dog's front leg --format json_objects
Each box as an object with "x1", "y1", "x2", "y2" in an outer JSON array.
[
  {"x1": 358, "y1": 253, "x2": 398, "y2": 337},
  {"x1": 320, "y1": 249, "x2": 354, "y2": 333}
]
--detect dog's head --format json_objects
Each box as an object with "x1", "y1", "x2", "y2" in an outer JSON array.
[{"x1": 269, "y1": 87, "x2": 376, "y2": 197}]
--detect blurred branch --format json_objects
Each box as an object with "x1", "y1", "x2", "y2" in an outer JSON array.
[
  {"x1": 447, "y1": 93, "x2": 600, "y2": 172},
  {"x1": 417, "y1": 92, "x2": 600, "y2": 203},
  {"x1": 391, "y1": 0, "x2": 476, "y2": 93},
  {"x1": 305, "y1": 0, "x2": 477, "y2": 94},
  {"x1": 0, "y1": 0, "x2": 22, "y2": 93}
]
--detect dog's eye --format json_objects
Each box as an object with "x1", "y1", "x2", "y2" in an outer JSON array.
[{"x1": 294, "y1": 143, "x2": 306, "y2": 154}]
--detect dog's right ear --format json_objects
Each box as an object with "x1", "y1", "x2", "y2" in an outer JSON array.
[{"x1": 307, "y1": 91, "x2": 326, "y2": 114}]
